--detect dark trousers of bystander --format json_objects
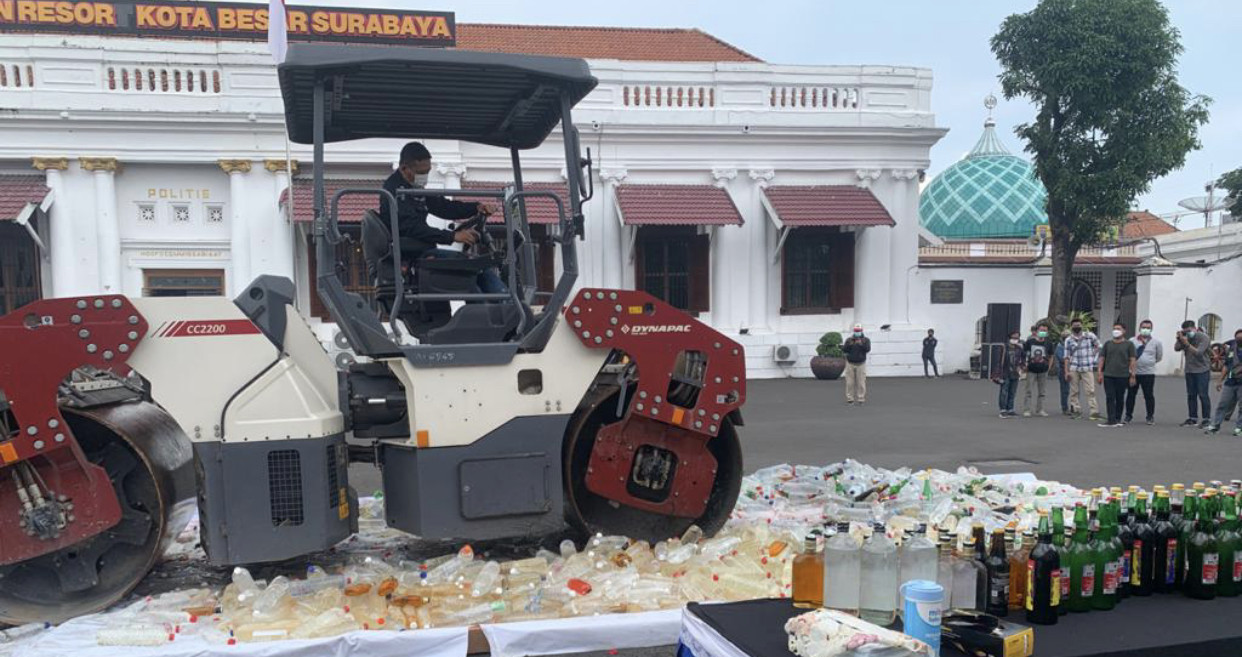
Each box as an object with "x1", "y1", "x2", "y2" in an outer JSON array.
[
  {"x1": 998, "y1": 378, "x2": 1018, "y2": 414},
  {"x1": 1125, "y1": 374, "x2": 1156, "y2": 422},
  {"x1": 923, "y1": 356, "x2": 939, "y2": 377},
  {"x1": 1104, "y1": 376, "x2": 1129, "y2": 425},
  {"x1": 1185, "y1": 371, "x2": 1212, "y2": 421}
]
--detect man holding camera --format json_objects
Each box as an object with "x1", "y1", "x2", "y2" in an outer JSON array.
[{"x1": 1175, "y1": 319, "x2": 1212, "y2": 428}]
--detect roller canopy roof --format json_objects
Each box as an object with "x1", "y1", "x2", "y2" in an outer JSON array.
[{"x1": 279, "y1": 44, "x2": 598, "y2": 149}]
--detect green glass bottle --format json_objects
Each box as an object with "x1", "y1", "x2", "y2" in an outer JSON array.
[
  {"x1": 1175, "y1": 490, "x2": 1196, "y2": 590},
  {"x1": 1026, "y1": 512, "x2": 1060, "y2": 625},
  {"x1": 1184, "y1": 499, "x2": 1219, "y2": 600},
  {"x1": 1219, "y1": 493, "x2": 1242, "y2": 598},
  {"x1": 1152, "y1": 492, "x2": 1179, "y2": 593},
  {"x1": 1117, "y1": 496, "x2": 1135, "y2": 599},
  {"x1": 1131, "y1": 492, "x2": 1155, "y2": 596},
  {"x1": 1051, "y1": 507, "x2": 1066, "y2": 548},
  {"x1": 1067, "y1": 503, "x2": 1095, "y2": 612},
  {"x1": 1094, "y1": 501, "x2": 1121, "y2": 609}
]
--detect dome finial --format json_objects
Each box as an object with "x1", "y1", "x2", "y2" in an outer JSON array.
[{"x1": 984, "y1": 93, "x2": 998, "y2": 128}]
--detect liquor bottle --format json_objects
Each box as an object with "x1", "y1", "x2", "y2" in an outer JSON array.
[
  {"x1": 1009, "y1": 529, "x2": 1033, "y2": 611},
  {"x1": 860, "y1": 523, "x2": 898, "y2": 626},
  {"x1": 936, "y1": 533, "x2": 955, "y2": 611},
  {"x1": 1092, "y1": 502, "x2": 1119, "y2": 610},
  {"x1": 1118, "y1": 496, "x2": 1136, "y2": 599},
  {"x1": 1170, "y1": 484, "x2": 1187, "y2": 532},
  {"x1": 1175, "y1": 490, "x2": 1196, "y2": 589},
  {"x1": 1052, "y1": 510, "x2": 1071, "y2": 615},
  {"x1": 1184, "y1": 500, "x2": 1219, "y2": 600},
  {"x1": 824, "y1": 522, "x2": 861, "y2": 615},
  {"x1": 898, "y1": 524, "x2": 938, "y2": 599},
  {"x1": 1067, "y1": 503, "x2": 1095, "y2": 612},
  {"x1": 971, "y1": 523, "x2": 987, "y2": 562},
  {"x1": 954, "y1": 537, "x2": 987, "y2": 611},
  {"x1": 793, "y1": 534, "x2": 825, "y2": 608},
  {"x1": 1131, "y1": 492, "x2": 1155, "y2": 596},
  {"x1": 1125, "y1": 487, "x2": 1140, "y2": 527},
  {"x1": 1026, "y1": 512, "x2": 1060, "y2": 625},
  {"x1": 984, "y1": 529, "x2": 1010, "y2": 617},
  {"x1": 1152, "y1": 492, "x2": 1179, "y2": 593},
  {"x1": 1052, "y1": 507, "x2": 1067, "y2": 548},
  {"x1": 1218, "y1": 493, "x2": 1241, "y2": 598},
  {"x1": 1108, "y1": 498, "x2": 1126, "y2": 604}
]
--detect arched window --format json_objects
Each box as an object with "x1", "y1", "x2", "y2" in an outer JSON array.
[
  {"x1": 974, "y1": 315, "x2": 987, "y2": 348},
  {"x1": 1069, "y1": 279, "x2": 1096, "y2": 316},
  {"x1": 1198, "y1": 313, "x2": 1223, "y2": 342}
]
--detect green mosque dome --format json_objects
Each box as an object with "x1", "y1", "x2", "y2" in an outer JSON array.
[{"x1": 920, "y1": 102, "x2": 1048, "y2": 240}]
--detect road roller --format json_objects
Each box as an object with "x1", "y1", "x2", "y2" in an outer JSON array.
[{"x1": 0, "y1": 45, "x2": 746, "y2": 624}]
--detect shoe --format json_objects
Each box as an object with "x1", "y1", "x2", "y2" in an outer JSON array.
[
  {"x1": 999, "y1": 412, "x2": 1011, "y2": 419},
  {"x1": 1146, "y1": 417, "x2": 1155, "y2": 425},
  {"x1": 1233, "y1": 428, "x2": 1242, "y2": 437},
  {"x1": 1205, "y1": 425, "x2": 1220, "y2": 435},
  {"x1": 1124, "y1": 416, "x2": 1133, "y2": 424},
  {"x1": 1038, "y1": 411, "x2": 1049, "y2": 417},
  {"x1": 1098, "y1": 423, "x2": 1115, "y2": 428},
  {"x1": 1023, "y1": 411, "x2": 1032, "y2": 418},
  {"x1": 1089, "y1": 414, "x2": 1103, "y2": 421},
  {"x1": 847, "y1": 400, "x2": 854, "y2": 405},
  {"x1": 1199, "y1": 420, "x2": 1211, "y2": 429},
  {"x1": 1180, "y1": 419, "x2": 1197, "y2": 427}
]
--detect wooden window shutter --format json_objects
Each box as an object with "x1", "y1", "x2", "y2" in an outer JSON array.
[
  {"x1": 829, "y1": 232, "x2": 855, "y2": 310},
  {"x1": 689, "y1": 233, "x2": 711, "y2": 313}
]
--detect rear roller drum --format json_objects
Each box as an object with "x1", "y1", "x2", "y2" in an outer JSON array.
[
  {"x1": 564, "y1": 392, "x2": 742, "y2": 543},
  {"x1": 0, "y1": 402, "x2": 194, "y2": 625}
]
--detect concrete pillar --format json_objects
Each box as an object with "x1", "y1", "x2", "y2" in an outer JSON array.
[
  {"x1": 853, "y1": 169, "x2": 888, "y2": 326},
  {"x1": 1135, "y1": 262, "x2": 1179, "y2": 375},
  {"x1": 599, "y1": 168, "x2": 628, "y2": 289},
  {"x1": 219, "y1": 159, "x2": 253, "y2": 295},
  {"x1": 710, "y1": 168, "x2": 738, "y2": 330},
  {"x1": 80, "y1": 157, "x2": 121, "y2": 294},
  {"x1": 1033, "y1": 265, "x2": 1053, "y2": 324},
  {"x1": 887, "y1": 169, "x2": 920, "y2": 324},
  {"x1": 747, "y1": 169, "x2": 775, "y2": 331},
  {"x1": 435, "y1": 161, "x2": 466, "y2": 189},
  {"x1": 264, "y1": 159, "x2": 298, "y2": 283},
  {"x1": 33, "y1": 157, "x2": 73, "y2": 296}
]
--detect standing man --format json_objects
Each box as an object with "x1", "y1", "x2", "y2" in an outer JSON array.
[
  {"x1": 843, "y1": 324, "x2": 871, "y2": 406},
  {"x1": 1205, "y1": 329, "x2": 1242, "y2": 437},
  {"x1": 1097, "y1": 322, "x2": 1137, "y2": 428},
  {"x1": 1126, "y1": 319, "x2": 1163, "y2": 425},
  {"x1": 1175, "y1": 319, "x2": 1213, "y2": 428},
  {"x1": 1022, "y1": 323, "x2": 1053, "y2": 417},
  {"x1": 1064, "y1": 318, "x2": 1102, "y2": 421},
  {"x1": 993, "y1": 330, "x2": 1025, "y2": 418},
  {"x1": 922, "y1": 329, "x2": 939, "y2": 378}
]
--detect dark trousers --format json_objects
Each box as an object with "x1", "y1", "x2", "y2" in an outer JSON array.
[
  {"x1": 923, "y1": 355, "x2": 939, "y2": 377},
  {"x1": 1104, "y1": 376, "x2": 1129, "y2": 425},
  {"x1": 1185, "y1": 371, "x2": 1212, "y2": 420},
  {"x1": 1125, "y1": 374, "x2": 1156, "y2": 421},
  {"x1": 999, "y1": 378, "x2": 1018, "y2": 413},
  {"x1": 1059, "y1": 371, "x2": 1071, "y2": 413}
]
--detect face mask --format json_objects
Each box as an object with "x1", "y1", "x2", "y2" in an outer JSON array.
[
  {"x1": 1010, "y1": 338, "x2": 1019, "y2": 345},
  {"x1": 853, "y1": 331, "x2": 863, "y2": 337},
  {"x1": 1185, "y1": 331, "x2": 1196, "y2": 339},
  {"x1": 1140, "y1": 328, "x2": 1151, "y2": 336},
  {"x1": 1037, "y1": 331, "x2": 1048, "y2": 339},
  {"x1": 1112, "y1": 329, "x2": 1123, "y2": 339},
  {"x1": 1072, "y1": 327, "x2": 1082, "y2": 334},
  {"x1": 411, "y1": 173, "x2": 430, "y2": 188}
]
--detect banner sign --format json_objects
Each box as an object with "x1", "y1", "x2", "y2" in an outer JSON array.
[{"x1": 0, "y1": 0, "x2": 456, "y2": 46}]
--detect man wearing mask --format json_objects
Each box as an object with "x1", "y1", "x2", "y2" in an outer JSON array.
[
  {"x1": 1063, "y1": 318, "x2": 1101, "y2": 420},
  {"x1": 1125, "y1": 319, "x2": 1163, "y2": 425},
  {"x1": 379, "y1": 141, "x2": 504, "y2": 293},
  {"x1": 922, "y1": 328, "x2": 939, "y2": 378},
  {"x1": 1174, "y1": 319, "x2": 1212, "y2": 428},
  {"x1": 842, "y1": 324, "x2": 871, "y2": 405},
  {"x1": 1205, "y1": 329, "x2": 1242, "y2": 436},
  {"x1": 993, "y1": 330, "x2": 1025, "y2": 418},
  {"x1": 1021, "y1": 323, "x2": 1052, "y2": 417},
  {"x1": 1097, "y1": 322, "x2": 1137, "y2": 428}
]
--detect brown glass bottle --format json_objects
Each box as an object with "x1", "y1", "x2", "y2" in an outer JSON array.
[
  {"x1": 985, "y1": 529, "x2": 1009, "y2": 617},
  {"x1": 792, "y1": 534, "x2": 825, "y2": 608}
]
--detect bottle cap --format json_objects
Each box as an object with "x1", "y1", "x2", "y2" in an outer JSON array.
[
  {"x1": 1172, "y1": 484, "x2": 1186, "y2": 491},
  {"x1": 1137, "y1": 491, "x2": 1150, "y2": 499},
  {"x1": 1128, "y1": 485, "x2": 1140, "y2": 492},
  {"x1": 1193, "y1": 482, "x2": 1206, "y2": 491},
  {"x1": 901, "y1": 579, "x2": 944, "y2": 603}
]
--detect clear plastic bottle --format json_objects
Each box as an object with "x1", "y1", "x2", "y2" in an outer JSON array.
[
  {"x1": 898, "y1": 523, "x2": 938, "y2": 599},
  {"x1": 471, "y1": 561, "x2": 502, "y2": 597},
  {"x1": 860, "y1": 522, "x2": 898, "y2": 626},
  {"x1": 824, "y1": 522, "x2": 861, "y2": 614}
]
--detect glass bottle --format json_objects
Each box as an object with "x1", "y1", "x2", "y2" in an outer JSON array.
[
  {"x1": 971, "y1": 523, "x2": 987, "y2": 561},
  {"x1": 936, "y1": 533, "x2": 955, "y2": 612},
  {"x1": 1131, "y1": 492, "x2": 1155, "y2": 597},
  {"x1": 1175, "y1": 490, "x2": 1196, "y2": 590},
  {"x1": 985, "y1": 529, "x2": 1010, "y2": 617},
  {"x1": 898, "y1": 523, "x2": 938, "y2": 599},
  {"x1": 1152, "y1": 492, "x2": 1179, "y2": 593},
  {"x1": 1218, "y1": 493, "x2": 1241, "y2": 598},
  {"x1": 824, "y1": 522, "x2": 861, "y2": 615},
  {"x1": 792, "y1": 534, "x2": 825, "y2": 608},
  {"x1": 1091, "y1": 502, "x2": 1119, "y2": 610},
  {"x1": 1026, "y1": 512, "x2": 1060, "y2": 625},
  {"x1": 1066, "y1": 503, "x2": 1095, "y2": 612},
  {"x1": 860, "y1": 523, "x2": 898, "y2": 626},
  {"x1": 1051, "y1": 507, "x2": 1067, "y2": 548},
  {"x1": 954, "y1": 537, "x2": 987, "y2": 612},
  {"x1": 1009, "y1": 529, "x2": 1033, "y2": 611},
  {"x1": 1118, "y1": 495, "x2": 1135, "y2": 599},
  {"x1": 1184, "y1": 500, "x2": 1219, "y2": 600}
]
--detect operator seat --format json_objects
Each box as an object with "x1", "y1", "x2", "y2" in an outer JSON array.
[{"x1": 359, "y1": 209, "x2": 451, "y2": 341}]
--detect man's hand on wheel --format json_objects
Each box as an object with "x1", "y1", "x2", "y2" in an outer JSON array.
[
  {"x1": 477, "y1": 202, "x2": 498, "y2": 216},
  {"x1": 453, "y1": 228, "x2": 480, "y2": 245}
]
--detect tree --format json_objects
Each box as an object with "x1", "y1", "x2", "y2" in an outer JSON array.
[
  {"x1": 1219, "y1": 168, "x2": 1242, "y2": 219},
  {"x1": 991, "y1": 0, "x2": 1210, "y2": 320}
]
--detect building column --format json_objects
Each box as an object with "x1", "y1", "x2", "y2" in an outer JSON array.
[
  {"x1": 600, "y1": 168, "x2": 628, "y2": 290},
  {"x1": 887, "y1": 169, "x2": 920, "y2": 324},
  {"x1": 747, "y1": 168, "x2": 775, "y2": 331},
  {"x1": 32, "y1": 157, "x2": 72, "y2": 296},
  {"x1": 852, "y1": 168, "x2": 889, "y2": 326},
  {"x1": 710, "y1": 168, "x2": 738, "y2": 330},
  {"x1": 80, "y1": 157, "x2": 121, "y2": 294},
  {"x1": 1134, "y1": 262, "x2": 1178, "y2": 375},
  {"x1": 1033, "y1": 264, "x2": 1053, "y2": 323},
  {"x1": 435, "y1": 162, "x2": 467, "y2": 189},
  {"x1": 219, "y1": 159, "x2": 253, "y2": 295},
  {"x1": 264, "y1": 159, "x2": 298, "y2": 283}
]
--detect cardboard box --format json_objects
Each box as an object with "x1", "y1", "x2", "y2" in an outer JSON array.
[{"x1": 941, "y1": 612, "x2": 1035, "y2": 657}]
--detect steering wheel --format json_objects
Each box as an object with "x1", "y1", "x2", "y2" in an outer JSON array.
[{"x1": 455, "y1": 212, "x2": 493, "y2": 255}]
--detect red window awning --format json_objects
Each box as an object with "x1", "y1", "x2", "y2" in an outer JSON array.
[
  {"x1": 461, "y1": 180, "x2": 569, "y2": 225},
  {"x1": 761, "y1": 185, "x2": 894, "y2": 228},
  {"x1": 281, "y1": 178, "x2": 568, "y2": 225},
  {"x1": 0, "y1": 175, "x2": 51, "y2": 222},
  {"x1": 614, "y1": 184, "x2": 744, "y2": 226}
]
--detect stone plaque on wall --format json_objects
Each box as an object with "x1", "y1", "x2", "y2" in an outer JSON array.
[{"x1": 930, "y1": 280, "x2": 964, "y2": 304}]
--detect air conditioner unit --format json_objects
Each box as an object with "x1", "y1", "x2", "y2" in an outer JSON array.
[{"x1": 773, "y1": 344, "x2": 798, "y2": 363}]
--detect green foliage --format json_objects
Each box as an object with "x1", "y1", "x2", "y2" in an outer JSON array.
[
  {"x1": 1048, "y1": 310, "x2": 1098, "y2": 339},
  {"x1": 816, "y1": 332, "x2": 844, "y2": 358},
  {"x1": 1219, "y1": 168, "x2": 1242, "y2": 219}
]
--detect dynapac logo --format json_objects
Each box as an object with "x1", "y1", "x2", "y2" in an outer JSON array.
[
  {"x1": 152, "y1": 320, "x2": 261, "y2": 338},
  {"x1": 620, "y1": 324, "x2": 693, "y2": 336}
]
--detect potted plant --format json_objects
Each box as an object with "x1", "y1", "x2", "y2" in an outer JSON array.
[{"x1": 811, "y1": 332, "x2": 846, "y2": 380}]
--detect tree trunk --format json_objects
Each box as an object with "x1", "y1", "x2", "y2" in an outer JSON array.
[{"x1": 1046, "y1": 228, "x2": 1078, "y2": 321}]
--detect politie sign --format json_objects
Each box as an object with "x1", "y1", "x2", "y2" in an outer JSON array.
[{"x1": 0, "y1": 0, "x2": 456, "y2": 46}]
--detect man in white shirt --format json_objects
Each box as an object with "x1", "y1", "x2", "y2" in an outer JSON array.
[{"x1": 1125, "y1": 318, "x2": 1163, "y2": 425}]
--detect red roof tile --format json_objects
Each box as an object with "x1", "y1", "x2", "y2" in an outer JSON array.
[
  {"x1": 282, "y1": 178, "x2": 385, "y2": 223},
  {"x1": 762, "y1": 186, "x2": 894, "y2": 227},
  {"x1": 614, "y1": 184, "x2": 743, "y2": 226},
  {"x1": 0, "y1": 175, "x2": 50, "y2": 221},
  {"x1": 455, "y1": 24, "x2": 760, "y2": 63},
  {"x1": 461, "y1": 180, "x2": 569, "y2": 225},
  {"x1": 1122, "y1": 211, "x2": 1177, "y2": 239}
]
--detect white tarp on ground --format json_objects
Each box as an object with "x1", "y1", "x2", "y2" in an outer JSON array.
[{"x1": 480, "y1": 609, "x2": 681, "y2": 657}]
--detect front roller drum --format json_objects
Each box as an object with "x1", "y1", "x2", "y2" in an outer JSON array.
[{"x1": 0, "y1": 402, "x2": 194, "y2": 625}]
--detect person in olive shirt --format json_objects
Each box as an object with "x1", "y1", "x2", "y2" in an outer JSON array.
[
  {"x1": 1175, "y1": 319, "x2": 1213, "y2": 428},
  {"x1": 842, "y1": 324, "x2": 871, "y2": 406},
  {"x1": 1021, "y1": 323, "x2": 1053, "y2": 417},
  {"x1": 1205, "y1": 329, "x2": 1242, "y2": 437},
  {"x1": 922, "y1": 328, "x2": 939, "y2": 378},
  {"x1": 1097, "y1": 322, "x2": 1137, "y2": 428}
]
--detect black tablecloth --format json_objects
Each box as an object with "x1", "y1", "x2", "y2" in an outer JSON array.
[{"x1": 686, "y1": 595, "x2": 1242, "y2": 657}]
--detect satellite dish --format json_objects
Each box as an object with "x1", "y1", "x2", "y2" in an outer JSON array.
[{"x1": 1179, "y1": 194, "x2": 1230, "y2": 227}]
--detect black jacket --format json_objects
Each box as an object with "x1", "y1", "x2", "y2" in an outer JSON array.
[
  {"x1": 843, "y1": 336, "x2": 871, "y2": 364},
  {"x1": 922, "y1": 336, "x2": 937, "y2": 358},
  {"x1": 378, "y1": 170, "x2": 479, "y2": 258}
]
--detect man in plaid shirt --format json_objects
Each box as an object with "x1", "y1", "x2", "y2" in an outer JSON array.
[{"x1": 1063, "y1": 317, "x2": 1102, "y2": 420}]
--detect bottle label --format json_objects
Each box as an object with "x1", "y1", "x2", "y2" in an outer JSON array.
[
  {"x1": 1026, "y1": 561, "x2": 1035, "y2": 611},
  {"x1": 1050, "y1": 568, "x2": 1061, "y2": 607},
  {"x1": 1121, "y1": 549, "x2": 1132, "y2": 584},
  {"x1": 1060, "y1": 566, "x2": 1071, "y2": 599},
  {"x1": 1203, "y1": 553, "x2": 1219, "y2": 586},
  {"x1": 1081, "y1": 564, "x2": 1095, "y2": 597},
  {"x1": 1166, "y1": 539, "x2": 1178, "y2": 585},
  {"x1": 1132, "y1": 540, "x2": 1142, "y2": 587},
  {"x1": 1103, "y1": 561, "x2": 1119, "y2": 595},
  {"x1": 990, "y1": 574, "x2": 1009, "y2": 608},
  {"x1": 1234, "y1": 552, "x2": 1242, "y2": 583}
]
